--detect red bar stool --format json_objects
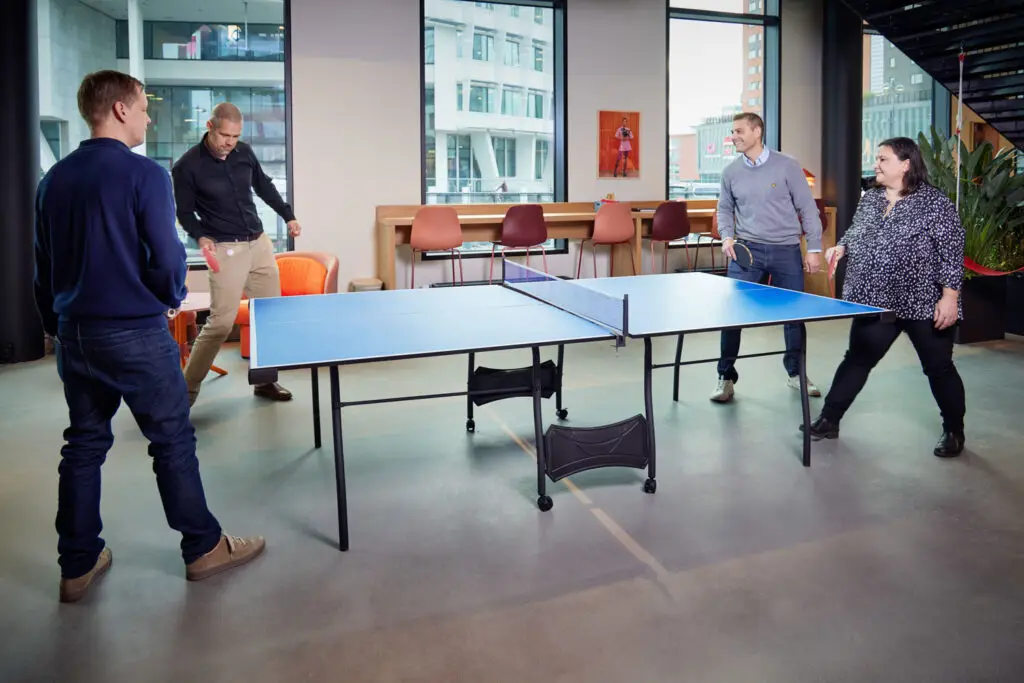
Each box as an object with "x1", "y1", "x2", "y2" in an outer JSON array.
[
  {"x1": 645, "y1": 201, "x2": 692, "y2": 273},
  {"x1": 488, "y1": 204, "x2": 549, "y2": 283},
  {"x1": 410, "y1": 206, "x2": 464, "y2": 289},
  {"x1": 576, "y1": 201, "x2": 636, "y2": 278}
]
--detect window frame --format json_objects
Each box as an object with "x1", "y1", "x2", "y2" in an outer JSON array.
[
  {"x1": 419, "y1": 0, "x2": 568, "y2": 262},
  {"x1": 664, "y1": 1, "x2": 780, "y2": 251}
]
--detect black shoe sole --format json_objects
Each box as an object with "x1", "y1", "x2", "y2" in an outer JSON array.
[{"x1": 799, "y1": 425, "x2": 838, "y2": 441}]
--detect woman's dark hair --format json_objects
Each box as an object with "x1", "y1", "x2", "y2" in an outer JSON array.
[{"x1": 878, "y1": 136, "x2": 928, "y2": 195}]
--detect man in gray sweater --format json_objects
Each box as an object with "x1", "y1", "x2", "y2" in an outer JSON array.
[{"x1": 711, "y1": 112, "x2": 823, "y2": 403}]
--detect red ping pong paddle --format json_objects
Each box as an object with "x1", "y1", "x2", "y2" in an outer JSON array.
[{"x1": 202, "y1": 244, "x2": 220, "y2": 273}]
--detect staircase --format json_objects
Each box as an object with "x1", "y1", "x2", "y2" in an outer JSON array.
[{"x1": 844, "y1": 0, "x2": 1024, "y2": 149}]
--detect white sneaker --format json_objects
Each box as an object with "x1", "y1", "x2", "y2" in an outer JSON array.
[
  {"x1": 787, "y1": 376, "x2": 821, "y2": 397},
  {"x1": 710, "y1": 378, "x2": 735, "y2": 403}
]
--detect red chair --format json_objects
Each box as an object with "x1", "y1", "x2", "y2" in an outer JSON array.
[
  {"x1": 488, "y1": 204, "x2": 549, "y2": 283},
  {"x1": 410, "y1": 206, "x2": 464, "y2": 289},
  {"x1": 576, "y1": 201, "x2": 637, "y2": 278},
  {"x1": 645, "y1": 201, "x2": 692, "y2": 273}
]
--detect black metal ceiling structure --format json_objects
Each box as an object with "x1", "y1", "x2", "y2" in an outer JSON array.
[{"x1": 842, "y1": 0, "x2": 1024, "y2": 149}]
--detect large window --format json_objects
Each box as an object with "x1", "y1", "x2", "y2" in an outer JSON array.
[
  {"x1": 861, "y1": 30, "x2": 935, "y2": 178},
  {"x1": 423, "y1": 0, "x2": 565, "y2": 256},
  {"x1": 668, "y1": 1, "x2": 778, "y2": 203},
  {"x1": 146, "y1": 86, "x2": 290, "y2": 257}
]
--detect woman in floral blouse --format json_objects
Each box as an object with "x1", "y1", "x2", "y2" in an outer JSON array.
[{"x1": 805, "y1": 136, "x2": 966, "y2": 458}]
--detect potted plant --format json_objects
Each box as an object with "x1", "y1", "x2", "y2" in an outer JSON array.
[{"x1": 918, "y1": 127, "x2": 1024, "y2": 343}]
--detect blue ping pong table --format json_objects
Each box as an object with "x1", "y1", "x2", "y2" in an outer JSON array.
[{"x1": 247, "y1": 260, "x2": 892, "y2": 551}]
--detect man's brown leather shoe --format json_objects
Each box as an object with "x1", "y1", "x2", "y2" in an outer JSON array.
[
  {"x1": 186, "y1": 534, "x2": 265, "y2": 581},
  {"x1": 254, "y1": 382, "x2": 292, "y2": 401},
  {"x1": 60, "y1": 547, "x2": 112, "y2": 603}
]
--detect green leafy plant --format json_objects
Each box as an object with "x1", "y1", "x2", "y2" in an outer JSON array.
[{"x1": 918, "y1": 126, "x2": 1024, "y2": 277}]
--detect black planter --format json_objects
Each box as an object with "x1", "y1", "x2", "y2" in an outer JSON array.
[
  {"x1": 1006, "y1": 273, "x2": 1024, "y2": 336},
  {"x1": 955, "y1": 275, "x2": 1007, "y2": 344}
]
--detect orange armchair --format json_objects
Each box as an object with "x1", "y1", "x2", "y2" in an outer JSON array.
[{"x1": 236, "y1": 251, "x2": 340, "y2": 359}]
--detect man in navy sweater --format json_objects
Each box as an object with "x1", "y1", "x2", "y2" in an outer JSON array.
[{"x1": 34, "y1": 70, "x2": 264, "y2": 602}]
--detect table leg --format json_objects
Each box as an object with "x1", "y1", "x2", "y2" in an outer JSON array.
[
  {"x1": 312, "y1": 367, "x2": 321, "y2": 449},
  {"x1": 329, "y1": 366, "x2": 350, "y2": 551},
  {"x1": 798, "y1": 324, "x2": 812, "y2": 467},
  {"x1": 532, "y1": 346, "x2": 553, "y2": 512},
  {"x1": 466, "y1": 352, "x2": 475, "y2": 432},
  {"x1": 672, "y1": 334, "x2": 685, "y2": 402},
  {"x1": 555, "y1": 344, "x2": 568, "y2": 420},
  {"x1": 643, "y1": 337, "x2": 657, "y2": 494}
]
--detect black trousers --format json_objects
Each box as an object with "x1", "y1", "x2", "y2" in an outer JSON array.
[{"x1": 821, "y1": 317, "x2": 966, "y2": 432}]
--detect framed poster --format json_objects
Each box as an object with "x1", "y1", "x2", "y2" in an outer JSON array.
[{"x1": 598, "y1": 110, "x2": 640, "y2": 179}]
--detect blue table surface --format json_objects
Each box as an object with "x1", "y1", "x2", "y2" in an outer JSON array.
[
  {"x1": 249, "y1": 285, "x2": 616, "y2": 368},
  {"x1": 250, "y1": 273, "x2": 889, "y2": 369},
  {"x1": 575, "y1": 272, "x2": 888, "y2": 337}
]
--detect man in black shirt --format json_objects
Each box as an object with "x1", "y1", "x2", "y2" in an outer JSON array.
[{"x1": 172, "y1": 101, "x2": 301, "y2": 406}]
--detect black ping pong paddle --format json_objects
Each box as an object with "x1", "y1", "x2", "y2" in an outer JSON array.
[{"x1": 732, "y1": 240, "x2": 754, "y2": 269}]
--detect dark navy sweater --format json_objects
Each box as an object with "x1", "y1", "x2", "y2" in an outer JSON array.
[{"x1": 34, "y1": 138, "x2": 188, "y2": 336}]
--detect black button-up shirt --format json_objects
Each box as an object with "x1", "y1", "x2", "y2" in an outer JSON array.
[{"x1": 171, "y1": 134, "x2": 295, "y2": 243}]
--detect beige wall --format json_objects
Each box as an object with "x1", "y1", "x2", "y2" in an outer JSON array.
[{"x1": 779, "y1": 0, "x2": 823, "y2": 199}]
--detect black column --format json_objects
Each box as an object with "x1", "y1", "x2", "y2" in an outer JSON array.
[
  {"x1": 0, "y1": 0, "x2": 43, "y2": 364},
  {"x1": 821, "y1": 0, "x2": 862, "y2": 295}
]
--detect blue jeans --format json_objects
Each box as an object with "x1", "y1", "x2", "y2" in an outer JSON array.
[
  {"x1": 54, "y1": 321, "x2": 222, "y2": 578},
  {"x1": 717, "y1": 241, "x2": 806, "y2": 382}
]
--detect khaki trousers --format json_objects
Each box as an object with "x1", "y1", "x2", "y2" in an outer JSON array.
[{"x1": 184, "y1": 233, "x2": 280, "y2": 395}]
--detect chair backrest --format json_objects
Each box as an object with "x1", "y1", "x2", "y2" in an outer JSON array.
[
  {"x1": 410, "y1": 206, "x2": 464, "y2": 251},
  {"x1": 500, "y1": 204, "x2": 548, "y2": 248},
  {"x1": 276, "y1": 251, "x2": 340, "y2": 296},
  {"x1": 649, "y1": 201, "x2": 691, "y2": 242},
  {"x1": 592, "y1": 201, "x2": 635, "y2": 245}
]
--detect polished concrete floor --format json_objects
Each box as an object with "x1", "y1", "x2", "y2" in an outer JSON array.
[{"x1": 2, "y1": 321, "x2": 1023, "y2": 683}]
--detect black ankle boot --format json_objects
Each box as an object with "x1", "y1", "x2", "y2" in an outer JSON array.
[
  {"x1": 933, "y1": 430, "x2": 965, "y2": 458},
  {"x1": 800, "y1": 415, "x2": 839, "y2": 440}
]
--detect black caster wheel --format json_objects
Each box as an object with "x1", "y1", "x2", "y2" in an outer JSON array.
[
  {"x1": 466, "y1": 419, "x2": 475, "y2": 432},
  {"x1": 643, "y1": 478, "x2": 657, "y2": 494},
  {"x1": 537, "y1": 495, "x2": 553, "y2": 511},
  {"x1": 556, "y1": 408, "x2": 568, "y2": 420}
]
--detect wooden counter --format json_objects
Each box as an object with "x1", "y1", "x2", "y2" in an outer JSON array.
[{"x1": 375, "y1": 200, "x2": 835, "y2": 297}]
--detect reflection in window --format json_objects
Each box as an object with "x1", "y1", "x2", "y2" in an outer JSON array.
[
  {"x1": 861, "y1": 32, "x2": 934, "y2": 177},
  {"x1": 116, "y1": 21, "x2": 285, "y2": 61},
  {"x1": 145, "y1": 86, "x2": 289, "y2": 257}
]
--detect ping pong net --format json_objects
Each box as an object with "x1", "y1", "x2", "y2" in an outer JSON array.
[{"x1": 501, "y1": 260, "x2": 629, "y2": 342}]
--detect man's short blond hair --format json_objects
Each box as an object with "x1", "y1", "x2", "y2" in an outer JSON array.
[{"x1": 210, "y1": 102, "x2": 243, "y2": 129}]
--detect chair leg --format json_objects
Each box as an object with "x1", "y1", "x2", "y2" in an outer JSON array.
[
  {"x1": 608, "y1": 244, "x2": 613, "y2": 278},
  {"x1": 450, "y1": 249, "x2": 456, "y2": 285},
  {"x1": 629, "y1": 241, "x2": 636, "y2": 275},
  {"x1": 649, "y1": 239, "x2": 655, "y2": 275},
  {"x1": 541, "y1": 245, "x2": 548, "y2": 274},
  {"x1": 457, "y1": 249, "x2": 464, "y2": 284},
  {"x1": 576, "y1": 239, "x2": 586, "y2": 279},
  {"x1": 592, "y1": 241, "x2": 598, "y2": 278},
  {"x1": 663, "y1": 243, "x2": 669, "y2": 274},
  {"x1": 489, "y1": 243, "x2": 497, "y2": 283},
  {"x1": 411, "y1": 248, "x2": 416, "y2": 289}
]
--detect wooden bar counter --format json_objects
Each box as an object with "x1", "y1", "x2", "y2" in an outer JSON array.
[{"x1": 375, "y1": 200, "x2": 835, "y2": 297}]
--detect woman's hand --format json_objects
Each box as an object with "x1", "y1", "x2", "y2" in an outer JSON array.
[
  {"x1": 825, "y1": 245, "x2": 846, "y2": 276},
  {"x1": 934, "y1": 289, "x2": 959, "y2": 330}
]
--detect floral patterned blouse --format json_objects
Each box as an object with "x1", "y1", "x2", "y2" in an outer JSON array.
[{"x1": 838, "y1": 183, "x2": 965, "y2": 321}]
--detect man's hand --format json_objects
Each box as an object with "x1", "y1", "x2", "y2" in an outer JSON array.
[
  {"x1": 287, "y1": 220, "x2": 302, "y2": 237},
  {"x1": 721, "y1": 237, "x2": 737, "y2": 261},
  {"x1": 804, "y1": 251, "x2": 822, "y2": 274},
  {"x1": 198, "y1": 236, "x2": 215, "y2": 252},
  {"x1": 934, "y1": 289, "x2": 959, "y2": 330}
]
